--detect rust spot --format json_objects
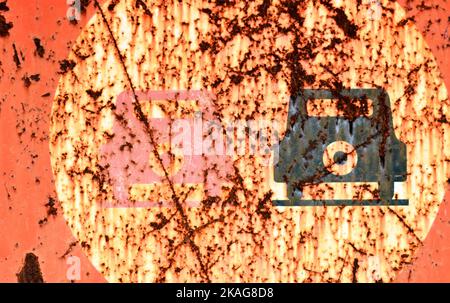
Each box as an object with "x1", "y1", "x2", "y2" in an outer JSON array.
[
  {"x1": 61, "y1": 241, "x2": 78, "y2": 259},
  {"x1": 86, "y1": 88, "x2": 103, "y2": 100},
  {"x1": 17, "y1": 253, "x2": 44, "y2": 283},
  {"x1": 38, "y1": 197, "x2": 58, "y2": 226},
  {"x1": 0, "y1": 15, "x2": 12, "y2": 37},
  {"x1": 58, "y1": 59, "x2": 76, "y2": 74},
  {"x1": 22, "y1": 73, "x2": 40, "y2": 88},
  {"x1": 12, "y1": 43, "x2": 21, "y2": 68},
  {"x1": 33, "y1": 38, "x2": 45, "y2": 58},
  {"x1": 0, "y1": 1, "x2": 9, "y2": 12}
]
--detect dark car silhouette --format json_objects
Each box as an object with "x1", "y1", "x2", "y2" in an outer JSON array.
[{"x1": 274, "y1": 88, "x2": 407, "y2": 203}]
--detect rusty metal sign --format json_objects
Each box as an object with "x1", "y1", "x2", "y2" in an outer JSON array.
[{"x1": 1, "y1": 0, "x2": 450, "y2": 283}]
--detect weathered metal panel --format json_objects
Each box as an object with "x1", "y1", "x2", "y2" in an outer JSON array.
[{"x1": 1, "y1": 0, "x2": 450, "y2": 283}]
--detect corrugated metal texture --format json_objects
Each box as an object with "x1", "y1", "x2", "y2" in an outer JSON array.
[{"x1": 49, "y1": 0, "x2": 450, "y2": 282}]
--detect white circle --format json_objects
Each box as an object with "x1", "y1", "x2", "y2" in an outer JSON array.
[{"x1": 323, "y1": 141, "x2": 358, "y2": 176}]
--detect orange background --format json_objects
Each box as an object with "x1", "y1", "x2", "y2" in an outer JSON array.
[{"x1": 0, "y1": 0, "x2": 448, "y2": 282}]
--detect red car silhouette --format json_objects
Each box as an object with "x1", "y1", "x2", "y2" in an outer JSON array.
[{"x1": 99, "y1": 90, "x2": 233, "y2": 207}]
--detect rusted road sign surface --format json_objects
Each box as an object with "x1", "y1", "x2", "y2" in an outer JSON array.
[{"x1": 1, "y1": 0, "x2": 450, "y2": 283}]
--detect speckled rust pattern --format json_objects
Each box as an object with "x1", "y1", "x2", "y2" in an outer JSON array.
[{"x1": 49, "y1": 0, "x2": 450, "y2": 282}]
